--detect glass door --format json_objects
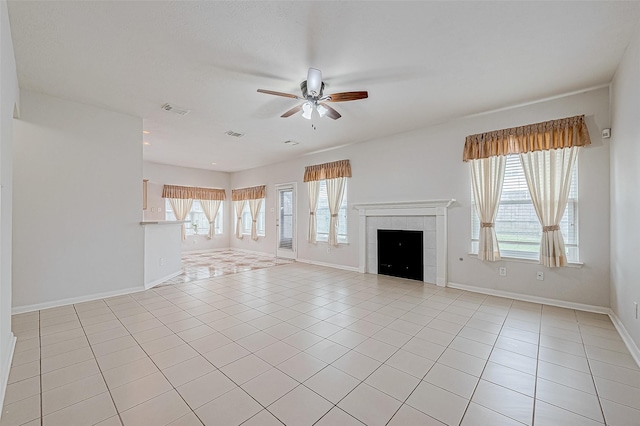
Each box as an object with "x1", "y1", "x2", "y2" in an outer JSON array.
[{"x1": 276, "y1": 183, "x2": 296, "y2": 259}]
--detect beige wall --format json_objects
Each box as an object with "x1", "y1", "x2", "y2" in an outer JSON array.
[
  {"x1": 231, "y1": 87, "x2": 611, "y2": 308},
  {"x1": 610, "y1": 23, "x2": 640, "y2": 350},
  {"x1": 0, "y1": 0, "x2": 18, "y2": 410},
  {"x1": 12, "y1": 90, "x2": 144, "y2": 311},
  {"x1": 143, "y1": 161, "x2": 230, "y2": 252}
]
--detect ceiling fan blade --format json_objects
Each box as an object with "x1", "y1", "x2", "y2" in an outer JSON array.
[
  {"x1": 319, "y1": 103, "x2": 341, "y2": 120},
  {"x1": 327, "y1": 91, "x2": 369, "y2": 102},
  {"x1": 257, "y1": 89, "x2": 301, "y2": 99},
  {"x1": 281, "y1": 104, "x2": 304, "y2": 118}
]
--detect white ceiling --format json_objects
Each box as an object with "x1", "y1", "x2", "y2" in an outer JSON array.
[{"x1": 8, "y1": 1, "x2": 640, "y2": 172}]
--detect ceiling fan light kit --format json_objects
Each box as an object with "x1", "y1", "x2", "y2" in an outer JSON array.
[{"x1": 257, "y1": 67, "x2": 368, "y2": 120}]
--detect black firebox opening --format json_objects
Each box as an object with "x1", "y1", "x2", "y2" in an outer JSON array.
[{"x1": 377, "y1": 229, "x2": 423, "y2": 281}]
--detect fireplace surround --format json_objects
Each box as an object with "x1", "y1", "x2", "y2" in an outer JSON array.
[{"x1": 353, "y1": 200, "x2": 455, "y2": 287}]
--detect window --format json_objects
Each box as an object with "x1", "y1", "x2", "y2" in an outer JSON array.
[
  {"x1": 237, "y1": 202, "x2": 265, "y2": 237},
  {"x1": 166, "y1": 199, "x2": 223, "y2": 236},
  {"x1": 316, "y1": 180, "x2": 348, "y2": 243},
  {"x1": 471, "y1": 155, "x2": 578, "y2": 262}
]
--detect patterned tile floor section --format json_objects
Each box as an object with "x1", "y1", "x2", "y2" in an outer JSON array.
[
  {"x1": 2, "y1": 263, "x2": 640, "y2": 425},
  {"x1": 163, "y1": 250, "x2": 295, "y2": 285}
]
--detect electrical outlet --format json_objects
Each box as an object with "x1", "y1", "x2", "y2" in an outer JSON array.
[
  {"x1": 499, "y1": 267, "x2": 507, "y2": 276},
  {"x1": 159, "y1": 257, "x2": 165, "y2": 266},
  {"x1": 537, "y1": 271, "x2": 544, "y2": 281}
]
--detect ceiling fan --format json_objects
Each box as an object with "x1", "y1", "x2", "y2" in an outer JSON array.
[{"x1": 257, "y1": 68, "x2": 368, "y2": 120}]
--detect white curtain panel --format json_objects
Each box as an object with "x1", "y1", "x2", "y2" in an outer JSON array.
[
  {"x1": 248, "y1": 198, "x2": 263, "y2": 241},
  {"x1": 306, "y1": 180, "x2": 320, "y2": 243},
  {"x1": 470, "y1": 156, "x2": 506, "y2": 261},
  {"x1": 233, "y1": 200, "x2": 246, "y2": 240},
  {"x1": 168, "y1": 198, "x2": 193, "y2": 240},
  {"x1": 325, "y1": 177, "x2": 347, "y2": 247},
  {"x1": 200, "y1": 199, "x2": 222, "y2": 239},
  {"x1": 520, "y1": 146, "x2": 579, "y2": 267}
]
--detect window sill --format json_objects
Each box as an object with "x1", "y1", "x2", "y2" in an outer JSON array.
[{"x1": 467, "y1": 253, "x2": 583, "y2": 268}]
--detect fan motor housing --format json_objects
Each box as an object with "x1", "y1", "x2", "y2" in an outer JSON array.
[{"x1": 300, "y1": 81, "x2": 324, "y2": 99}]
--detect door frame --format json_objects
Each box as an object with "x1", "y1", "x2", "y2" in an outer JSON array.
[{"x1": 275, "y1": 182, "x2": 297, "y2": 259}]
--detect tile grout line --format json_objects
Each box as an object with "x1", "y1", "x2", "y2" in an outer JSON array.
[
  {"x1": 453, "y1": 294, "x2": 513, "y2": 425},
  {"x1": 578, "y1": 315, "x2": 608, "y2": 425},
  {"x1": 105, "y1": 286, "x2": 210, "y2": 426},
  {"x1": 530, "y1": 305, "x2": 544, "y2": 426},
  {"x1": 72, "y1": 303, "x2": 125, "y2": 426}
]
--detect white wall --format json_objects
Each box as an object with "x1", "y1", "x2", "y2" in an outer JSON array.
[
  {"x1": 12, "y1": 90, "x2": 144, "y2": 311},
  {"x1": 231, "y1": 87, "x2": 611, "y2": 308},
  {"x1": 143, "y1": 161, "x2": 230, "y2": 252},
  {"x1": 610, "y1": 24, "x2": 640, "y2": 350},
  {"x1": 0, "y1": 0, "x2": 18, "y2": 411}
]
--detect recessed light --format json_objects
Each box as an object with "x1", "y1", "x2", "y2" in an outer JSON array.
[
  {"x1": 142, "y1": 130, "x2": 150, "y2": 134},
  {"x1": 211, "y1": 162, "x2": 217, "y2": 165},
  {"x1": 143, "y1": 141, "x2": 151, "y2": 146}
]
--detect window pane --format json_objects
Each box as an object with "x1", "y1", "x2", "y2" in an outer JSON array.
[
  {"x1": 214, "y1": 205, "x2": 223, "y2": 235},
  {"x1": 165, "y1": 199, "x2": 176, "y2": 221},
  {"x1": 471, "y1": 154, "x2": 578, "y2": 262}
]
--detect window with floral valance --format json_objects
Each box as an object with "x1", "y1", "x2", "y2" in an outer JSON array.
[
  {"x1": 162, "y1": 185, "x2": 226, "y2": 240},
  {"x1": 304, "y1": 159, "x2": 351, "y2": 246},
  {"x1": 231, "y1": 185, "x2": 266, "y2": 241}
]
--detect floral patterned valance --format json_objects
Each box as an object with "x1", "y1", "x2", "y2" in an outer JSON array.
[
  {"x1": 463, "y1": 115, "x2": 591, "y2": 162},
  {"x1": 303, "y1": 159, "x2": 352, "y2": 182},
  {"x1": 231, "y1": 185, "x2": 266, "y2": 201},
  {"x1": 161, "y1": 185, "x2": 226, "y2": 200}
]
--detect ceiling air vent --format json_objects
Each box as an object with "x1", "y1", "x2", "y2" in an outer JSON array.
[
  {"x1": 225, "y1": 130, "x2": 244, "y2": 137},
  {"x1": 283, "y1": 140, "x2": 299, "y2": 146},
  {"x1": 160, "y1": 103, "x2": 191, "y2": 116}
]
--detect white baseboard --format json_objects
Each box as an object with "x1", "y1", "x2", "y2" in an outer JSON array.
[
  {"x1": 0, "y1": 333, "x2": 17, "y2": 417},
  {"x1": 608, "y1": 310, "x2": 640, "y2": 369},
  {"x1": 296, "y1": 258, "x2": 360, "y2": 273},
  {"x1": 447, "y1": 282, "x2": 610, "y2": 314},
  {"x1": 145, "y1": 271, "x2": 183, "y2": 290},
  {"x1": 12, "y1": 286, "x2": 145, "y2": 315}
]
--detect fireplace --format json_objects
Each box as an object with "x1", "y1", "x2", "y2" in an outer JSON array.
[
  {"x1": 378, "y1": 230, "x2": 423, "y2": 281},
  {"x1": 353, "y1": 199, "x2": 455, "y2": 287}
]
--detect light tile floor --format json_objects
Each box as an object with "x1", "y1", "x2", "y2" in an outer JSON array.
[
  {"x1": 164, "y1": 250, "x2": 295, "y2": 285},
  {"x1": 3, "y1": 263, "x2": 640, "y2": 425}
]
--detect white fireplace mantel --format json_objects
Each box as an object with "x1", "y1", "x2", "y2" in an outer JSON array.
[{"x1": 353, "y1": 199, "x2": 455, "y2": 287}]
